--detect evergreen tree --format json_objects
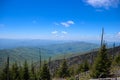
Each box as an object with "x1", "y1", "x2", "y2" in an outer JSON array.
[
  {"x1": 76, "y1": 60, "x2": 89, "y2": 74},
  {"x1": 0, "y1": 56, "x2": 10, "y2": 80},
  {"x1": 23, "y1": 60, "x2": 30, "y2": 80},
  {"x1": 91, "y1": 44, "x2": 111, "y2": 78},
  {"x1": 30, "y1": 60, "x2": 37, "y2": 80},
  {"x1": 76, "y1": 64, "x2": 83, "y2": 74},
  {"x1": 113, "y1": 54, "x2": 120, "y2": 66},
  {"x1": 18, "y1": 63, "x2": 23, "y2": 80},
  {"x1": 57, "y1": 59, "x2": 70, "y2": 78},
  {"x1": 111, "y1": 53, "x2": 120, "y2": 77},
  {"x1": 69, "y1": 67, "x2": 75, "y2": 77},
  {"x1": 39, "y1": 62, "x2": 51, "y2": 80},
  {"x1": 82, "y1": 60, "x2": 89, "y2": 72},
  {"x1": 11, "y1": 62, "x2": 19, "y2": 80}
]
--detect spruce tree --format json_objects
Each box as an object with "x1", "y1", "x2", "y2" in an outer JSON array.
[
  {"x1": 1, "y1": 56, "x2": 10, "y2": 80},
  {"x1": 76, "y1": 63, "x2": 83, "y2": 74},
  {"x1": 30, "y1": 60, "x2": 37, "y2": 80},
  {"x1": 76, "y1": 60, "x2": 89, "y2": 74},
  {"x1": 113, "y1": 54, "x2": 120, "y2": 66},
  {"x1": 39, "y1": 62, "x2": 51, "y2": 80},
  {"x1": 82, "y1": 60, "x2": 89, "y2": 72},
  {"x1": 57, "y1": 59, "x2": 70, "y2": 78},
  {"x1": 23, "y1": 60, "x2": 30, "y2": 80},
  {"x1": 111, "y1": 53, "x2": 120, "y2": 77},
  {"x1": 69, "y1": 67, "x2": 75, "y2": 77},
  {"x1": 18, "y1": 63, "x2": 23, "y2": 80},
  {"x1": 91, "y1": 44, "x2": 111, "y2": 78},
  {"x1": 11, "y1": 62, "x2": 19, "y2": 80}
]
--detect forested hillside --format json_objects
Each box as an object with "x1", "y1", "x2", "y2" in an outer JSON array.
[
  {"x1": 0, "y1": 41, "x2": 99, "y2": 67},
  {"x1": 0, "y1": 45, "x2": 120, "y2": 80}
]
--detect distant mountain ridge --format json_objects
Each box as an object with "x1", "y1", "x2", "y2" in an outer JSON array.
[
  {"x1": 0, "y1": 39, "x2": 119, "y2": 49},
  {"x1": 0, "y1": 39, "x2": 68, "y2": 49},
  {"x1": 0, "y1": 40, "x2": 99, "y2": 67}
]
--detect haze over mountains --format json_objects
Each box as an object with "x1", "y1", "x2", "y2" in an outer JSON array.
[
  {"x1": 0, "y1": 39, "x2": 68, "y2": 49},
  {"x1": 0, "y1": 39, "x2": 119, "y2": 66},
  {"x1": 0, "y1": 39, "x2": 100, "y2": 65}
]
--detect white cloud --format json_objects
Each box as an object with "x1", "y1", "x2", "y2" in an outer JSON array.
[
  {"x1": 51, "y1": 30, "x2": 58, "y2": 34},
  {"x1": 61, "y1": 20, "x2": 75, "y2": 27},
  {"x1": 61, "y1": 22, "x2": 70, "y2": 27},
  {"x1": 55, "y1": 34, "x2": 59, "y2": 37},
  {"x1": 60, "y1": 35, "x2": 65, "y2": 38},
  {"x1": 67, "y1": 21, "x2": 74, "y2": 24},
  {"x1": 104, "y1": 32, "x2": 120, "y2": 42},
  {"x1": 118, "y1": 32, "x2": 120, "y2": 35},
  {"x1": 51, "y1": 30, "x2": 68, "y2": 39},
  {"x1": 117, "y1": 32, "x2": 120, "y2": 37},
  {"x1": 61, "y1": 31, "x2": 68, "y2": 34},
  {"x1": 85, "y1": 0, "x2": 120, "y2": 9}
]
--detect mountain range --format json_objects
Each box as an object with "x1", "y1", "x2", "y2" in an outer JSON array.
[{"x1": 0, "y1": 39, "x2": 100, "y2": 67}]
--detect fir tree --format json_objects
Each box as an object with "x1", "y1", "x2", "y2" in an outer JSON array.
[
  {"x1": 23, "y1": 60, "x2": 30, "y2": 80},
  {"x1": 76, "y1": 64, "x2": 83, "y2": 74},
  {"x1": 69, "y1": 67, "x2": 75, "y2": 77},
  {"x1": 82, "y1": 60, "x2": 89, "y2": 72},
  {"x1": 18, "y1": 63, "x2": 23, "y2": 80},
  {"x1": 113, "y1": 54, "x2": 120, "y2": 66},
  {"x1": 0, "y1": 56, "x2": 10, "y2": 80},
  {"x1": 57, "y1": 59, "x2": 70, "y2": 78},
  {"x1": 11, "y1": 62, "x2": 19, "y2": 80},
  {"x1": 111, "y1": 53, "x2": 120, "y2": 77},
  {"x1": 30, "y1": 60, "x2": 37, "y2": 80},
  {"x1": 76, "y1": 60, "x2": 89, "y2": 74},
  {"x1": 39, "y1": 62, "x2": 51, "y2": 80},
  {"x1": 91, "y1": 44, "x2": 111, "y2": 78}
]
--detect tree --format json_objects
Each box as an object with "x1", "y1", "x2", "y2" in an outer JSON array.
[
  {"x1": 57, "y1": 59, "x2": 70, "y2": 78},
  {"x1": 113, "y1": 54, "x2": 120, "y2": 66},
  {"x1": 0, "y1": 56, "x2": 10, "y2": 80},
  {"x1": 23, "y1": 60, "x2": 30, "y2": 80},
  {"x1": 69, "y1": 67, "x2": 75, "y2": 77},
  {"x1": 82, "y1": 60, "x2": 89, "y2": 72},
  {"x1": 111, "y1": 53, "x2": 120, "y2": 77},
  {"x1": 39, "y1": 62, "x2": 51, "y2": 80},
  {"x1": 90, "y1": 44, "x2": 111, "y2": 78},
  {"x1": 76, "y1": 60, "x2": 89, "y2": 74},
  {"x1": 11, "y1": 62, "x2": 19, "y2": 80},
  {"x1": 18, "y1": 63, "x2": 23, "y2": 80},
  {"x1": 30, "y1": 60, "x2": 37, "y2": 80}
]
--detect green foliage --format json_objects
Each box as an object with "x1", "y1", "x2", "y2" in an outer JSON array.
[
  {"x1": 0, "y1": 42, "x2": 99, "y2": 67},
  {"x1": 30, "y1": 61, "x2": 37, "y2": 80},
  {"x1": 113, "y1": 53, "x2": 120, "y2": 66},
  {"x1": 23, "y1": 60, "x2": 30, "y2": 80},
  {"x1": 39, "y1": 62, "x2": 51, "y2": 80},
  {"x1": 110, "y1": 53, "x2": 120, "y2": 76},
  {"x1": 57, "y1": 59, "x2": 70, "y2": 78},
  {"x1": 11, "y1": 62, "x2": 20, "y2": 80},
  {"x1": 76, "y1": 60, "x2": 89, "y2": 74},
  {"x1": 66, "y1": 76, "x2": 76, "y2": 80},
  {"x1": 79, "y1": 72, "x2": 90, "y2": 80},
  {"x1": 69, "y1": 67, "x2": 75, "y2": 77},
  {"x1": 0, "y1": 56, "x2": 10, "y2": 80},
  {"x1": 90, "y1": 44, "x2": 111, "y2": 78}
]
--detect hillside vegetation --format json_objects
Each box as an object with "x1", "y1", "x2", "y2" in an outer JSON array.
[
  {"x1": 0, "y1": 41, "x2": 99, "y2": 67},
  {"x1": 0, "y1": 45, "x2": 120, "y2": 80}
]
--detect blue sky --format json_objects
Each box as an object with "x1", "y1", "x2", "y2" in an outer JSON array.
[{"x1": 0, "y1": 0, "x2": 120, "y2": 42}]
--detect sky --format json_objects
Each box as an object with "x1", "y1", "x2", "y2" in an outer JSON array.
[{"x1": 0, "y1": 0, "x2": 120, "y2": 42}]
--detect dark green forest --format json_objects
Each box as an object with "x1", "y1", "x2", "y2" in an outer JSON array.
[{"x1": 0, "y1": 44, "x2": 120, "y2": 80}]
